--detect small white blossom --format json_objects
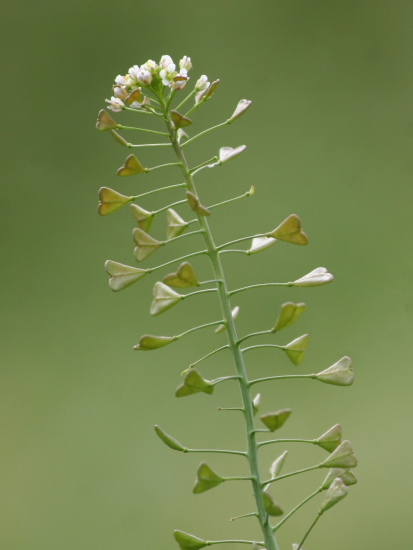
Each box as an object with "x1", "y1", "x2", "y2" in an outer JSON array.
[
  {"x1": 141, "y1": 59, "x2": 157, "y2": 72},
  {"x1": 137, "y1": 69, "x2": 152, "y2": 85},
  {"x1": 113, "y1": 86, "x2": 128, "y2": 100},
  {"x1": 171, "y1": 72, "x2": 189, "y2": 90},
  {"x1": 179, "y1": 56, "x2": 192, "y2": 71},
  {"x1": 195, "y1": 75, "x2": 209, "y2": 91},
  {"x1": 115, "y1": 74, "x2": 127, "y2": 86},
  {"x1": 160, "y1": 55, "x2": 173, "y2": 69},
  {"x1": 128, "y1": 65, "x2": 140, "y2": 82},
  {"x1": 105, "y1": 96, "x2": 124, "y2": 112}
]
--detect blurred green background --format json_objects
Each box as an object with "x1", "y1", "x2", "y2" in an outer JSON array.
[{"x1": 1, "y1": 1, "x2": 413, "y2": 549}]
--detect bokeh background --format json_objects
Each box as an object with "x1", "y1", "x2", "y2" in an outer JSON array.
[{"x1": 1, "y1": 1, "x2": 413, "y2": 549}]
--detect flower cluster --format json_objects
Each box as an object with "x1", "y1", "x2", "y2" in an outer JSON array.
[{"x1": 106, "y1": 55, "x2": 194, "y2": 112}]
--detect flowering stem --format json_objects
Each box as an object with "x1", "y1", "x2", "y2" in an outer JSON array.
[
  {"x1": 158, "y1": 91, "x2": 282, "y2": 550},
  {"x1": 117, "y1": 125, "x2": 169, "y2": 136},
  {"x1": 182, "y1": 120, "x2": 230, "y2": 148},
  {"x1": 229, "y1": 282, "x2": 291, "y2": 297},
  {"x1": 208, "y1": 189, "x2": 254, "y2": 211},
  {"x1": 273, "y1": 488, "x2": 322, "y2": 531},
  {"x1": 190, "y1": 157, "x2": 218, "y2": 174},
  {"x1": 174, "y1": 88, "x2": 197, "y2": 112}
]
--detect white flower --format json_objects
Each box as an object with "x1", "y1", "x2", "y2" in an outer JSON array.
[
  {"x1": 105, "y1": 96, "x2": 124, "y2": 112},
  {"x1": 160, "y1": 55, "x2": 173, "y2": 69},
  {"x1": 195, "y1": 75, "x2": 209, "y2": 91},
  {"x1": 180, "y1": 56, "x2": 192, "y2": 71},
  {"x1": 141, "y1": 59, "x2": 157, "y2": 72},
  {"x1": 113, "y1": 86, "x2": 128, "y2": 99},
  {"x1": 115, "y1": 74, "x2": 127, "y2": 86},
  {"x1": 171, "y1": 71, "x2": 189, "y2": 90},
  {"x1": 137, "y1": 69, "x2": 152, "y2": 85},
  {"x1": 128, "y1": 65, "x2": 140, "y2": 82}
]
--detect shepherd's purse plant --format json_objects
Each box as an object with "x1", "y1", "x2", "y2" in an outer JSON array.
[{"x1": 96, "y1": 54, "x2": 358, "y2": 550}]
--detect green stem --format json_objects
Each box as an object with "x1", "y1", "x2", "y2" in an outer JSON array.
[
  {"x1": 129, "y1": 142, "x2": 172, "y2": 148},
  {"x1": 208, "y1": 540, "x2": 264, "y2": 547},
  {"x1": 153, "y1": 199, "x2": 187, "y2": 215},
  {"x1": 238, "y1": 330, "x2": 273, "y2": 344},
  {"x1": 242, "y1": 344, "x2": 284, "y2": 354},
  {"x1": 184, "y1": 345, "x2": 229, "y2": 372},
  {"x1": 174, "y1": 88, "x2": 197, "y2": 112},
  {"x1": 229, "y1": 282, "x2": 291, "y2": 297},
  {"x1": 177, "y1": 320, "x2": 224, "y2": 339},
  {"x1": 148, "y1": 250, "x2": 208, "y2": 274},
  {"x1": 262, "y1": 464, "x2": 322, "y2": 486},
  {"x1": 182, "y1": 288, "x2": 218, "y2": 300},
  {"x1": 160, "y1": 94, "x2": 281, "y2": 550},
  {"x1": 165, "y1": 229, "x2": 205, "y2": 245},
  {"x1": 182, "y1": 120, "x2": 230, "y2": 147},
  {"x1": 217, "y1": 233, "x2": 267, "y2": 250},
  {"x1": 231, "y1": 512, "x2": 258, "y2": 522},
  {"x1": 258, "y1": 438, "x2": 317, "y2": 449},
  {"x1": 218, "y1": 407, "x2": 244, "y2": 412},
  {"x1": 249, "y1": 374, "x2": 315, "y2": 386},
  {"x1": 273, "y1": 488, "x2": 322, "y2": 531},
  {"x1": 296, "y1": 514, "x2": 321, "y2": 550},
  {"x1": 185, "y1": 448, "x2": 247, "y2": 458},
  {"x1": 190, "y1": 156, "x2": 218, "y2": 174},
  {"x1": 212, "y1": 375, "x2": 241, "y2": 384},
  {"x1": 147, "y1": 162, "x2": 182, "y2": 172},
  {"x1": 131, "y1": 183, "x2": 186, "y2": 201},
  {"x1": 208, "y1": 189, "x2": 253, "y2": 211},
  {"x1": 224, "y1": 476, "x2": 255, "y2": 482},
  {"x1": 219, "y1": 249, "x2": 250, "y2": 256}
]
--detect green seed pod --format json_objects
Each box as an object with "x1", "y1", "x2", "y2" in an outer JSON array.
[
  {"x1": 125, "y1": 88, "x2": 143, "y2": 104},
  {"x1": 163, "y1": 262, "x2": 200, "y2": 288},
  {"x1": 171, "y1": 110, "x2": 193, "y2": 128},
  {"x1": 262, "y1": 491, "x2": 283, "y2": 516},
  {"x1": 320, "y1": 477, "x2": 348, "y2": 513},
  {"x1": 110, "y1": 129, "x2": 129, "y2": 147},
  {"x1": 322, "y1": 440, "x2": 358, "y2": 469},
  {"x1": 150, "y1": 282, "x2": 182, "y2": 316},
  {"x1": 96, "y1": 109, "x2": 118, "y2": 131},
  {"x1": 218, "y1": 145, "x2": 247, "y2": 163},
  {"x1": 193, "y1": 463, "x2": 224, "y2": 494},
  {"x1": 316, "y1": 424, "x2": 342, "y2": 452},
  {"x1": 98, "y1": 187, "x2": 131, "y2": 216},
  {"x1": 105, "y1": 260, "x2": 148, "y2": 291},
  {"x1": 154, "y1": 425, "x2": 185, "y2": 452},
  {"x1": 272, "y1": 302, "x2": 306, "y2": 332},
  {"x1": 133, "y1": 228, "x2": 163, "y2": 262},
  {"x1": 167, "y1": 209, "x2": 188, "y2": 240},
  {"x1": 322, "y1": 468, "x2": 358, "y2": 490},
  {"x1": 174, "y1": 530, "x2": 207, "y2": 550},
  {"x1": 284, "y1": 334, "x2": 309, "y2": 366},
  {"x1": 134, "y1": 334, "x2": 177, "y2": 351},
  {"x1": 175, "y1": 369, "x2": 214, "y2": 398},
  {"x1": 131, "y1": 204, "x2": 154, "y2": 232},
  {"x1": 316, "y1": 356, "x2": 354, "y2": 386},
  {"x1": 268, "y1": 214, "x2": 308, "y2": 245},
  {"x1": 260, "y1": 409, "x2": 292, "y2": 432},
  {"x1": 117, "y1": 154, "x2": 148, "y2": 176},
  {"x1": 270, "y1": 451, "x2": 289, "y2": 478}
]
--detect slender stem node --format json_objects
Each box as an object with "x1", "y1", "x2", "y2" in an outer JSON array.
[{"x1": 273, "y1": 488, "x2": 322, "y2": 531}]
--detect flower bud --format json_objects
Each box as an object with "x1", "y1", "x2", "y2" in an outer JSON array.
[
  {"x1": 195, "y1": 75, "x2": 209, "y2": 91},
  {"x1": 180, "y1": 56, "x2": 192, "y2": 71},
  {"x1": 193, "y1": 463, "x2": 224, "y2": 494},
  {"x1": 316, "y1": 424, "x2": 342, "y2": 453},
  {"x1": 263, "y1": 491, "x2": 283, "y2": 516},
  {"x1": 270, "y1": 451, "x2": 289, "y2": 478},
  {"x1": 176, "y1": 369, "x2": 214, "y2": 398},
  {"x1": 151, "y1": 282, "x2": 183, "y2": 316},
  {"x1": 105, "y1": 260, "x2": 148, "y2": 291},
  {"x1": 105, "y1": 96, "x2": 124, "y2": 112},
  {"x1": 186, "y1": 191, "x2": 211, "y2": 216},
  {"x1": 320, "y1": 477, "x2": 348, "y2": 513},
  {"x1": 171, "y1": 110, "x2": 193, "y2": 128},
  {"x1": 205, "y1": 79, "x2": 220, "y2": 98},
  {"x1": 155, "y1": 425, "x2": 185, "y2": 451},
  {"x1": 96, "y1": 109, "x2": 118, "y2": 131},
  {"x1": 215, "y1": 306, "x2": 240, "y2": 333},
  {"x1": 117, "y1": 154, "x2": 148, "y2": 176},
  {"x1": 110, "y1": 130, "x2": 129, "y2": 147},
  {"x1": 229, "y1": 99, "x2": 252, "y2": 122},
  {"x1": 98, "y1": 187, "x2": 131, "y2": 216},
  {"x1": 272, "y1": 302, "x2": 306, "y2": 332},
  {"x1": 283, "y1": 334, "x2": 309, "y2": 366},
  {"x1": 322, "y1": 468, "x2": 358, "y2": 490},
  {"x1": 322, "y1": 440, "x2": 358, "y2": 469},
  {"x1": 160, "y1": 55, "x2": 174, "y2": 69},
  {"x1": 133, "y1": 228, "x2": 163, "y2": 261},
  {"x1": 248, "y1": 236, "x2": 277, "y2": 254},
  {"x1": 252, "y1": 393, "x2": 261, "y2": 415},
  {"x1": 293, "y1": 267, "x2": 334, "y2": 287},
  {"x1": 268, "y1": 214, "x2": 308, "y2": 245},
  {"x1": 219, "y1": 145, "x2": 247, "y2": 163},
  {"x1": 113, "y1": 86, "x2": 128, "y2": 100},
  {"x1": 163, "y1": 262, "x2": 200, "y2": 288},
  {"x1": 260, "y1": 409, "x2": 292, "y2": 432},
  {"x1": 316, "y1": 356, "x2": 354, "y2": 386},
  {"x1": 130, "y1": 203, "x2": 154, "y2": 232},
  {"x1": 134, "y1": 334, "x2": 177, "y2": 351},
  {"x1": 137, "y1": 68, "x2": 152, "y2": 85},
  {"x1": 167, "y1": 208, "x2": 188, "y2": 239},
  {"x1": 174, "y1": 531, "x2": 207, "y2": 550}
]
